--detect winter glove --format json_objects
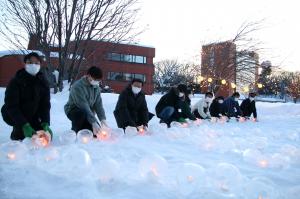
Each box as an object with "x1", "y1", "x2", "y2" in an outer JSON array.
[
  {"x1": 41, "y1": 123, "x2": 53, "y2": 139},
  {"x1": 178, "y1": 117, "x2": 187, "y2": 123},
  {"x1": 92, "y1": 122, "x2": 101, "y2": 135},
  {"x1": 22, "y1": 123, "x2": 36, "y2": 138}
]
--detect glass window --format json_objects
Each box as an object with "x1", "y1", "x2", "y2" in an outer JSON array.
[
  {"x1": 209, "y1": 50, "x2": 215, "y2": 67},
  {"x1": 108, "y1": 72, "x2": 123, "y2": 81},
  {"x1": 111, "y1": 53, "x2": 121, "y2": 61},
  {"x1": 123, "y1": 54, "x2": 132, "y2": 62},
  {"x1": 107, "y1": 53, "x2": 147, "y2": 64},
  {"x1": 123, "y1": 73, "x2": 133, "y2": 81},
  {"x1": 135, "y1": 56, "x2": 144, "y2": 64},
  {"x1": 134, "y1": 74, "x2": 146, "y2": 82}
]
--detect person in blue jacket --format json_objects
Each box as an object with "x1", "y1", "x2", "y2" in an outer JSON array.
[{"x1": 223, "y1": 92, "x2": 242, "y2": 118}]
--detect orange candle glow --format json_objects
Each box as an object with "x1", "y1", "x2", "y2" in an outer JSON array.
[
  {"x1": 258, "y1": 160, "x2": 268, "y2": 168},
  {"x1": 7, "y1": 152, "x2": 16, "y2": 160}
]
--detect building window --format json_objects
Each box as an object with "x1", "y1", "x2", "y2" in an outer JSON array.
[
  {"x1": 107, "y1": 53, "x2": 147, "y2": 64},
  {"x1": 209, "y1": 50, "x2": 215, "y2": 67},
  {"x1": 108, "y1": 72, "x2": 123, "y2": 81},
  {"x1": 108, "y1": 72, "x2": 146, "y2": 82},
  {"x1": 134, "y1": 73, "x2": 146, "y2": 82}
]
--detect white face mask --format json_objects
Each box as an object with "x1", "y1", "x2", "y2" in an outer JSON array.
[
  {"x1": 25, "y1": 64, "x2": 40, "y2": 76},
  {"x1": 218, "y1": 100, "x2": 224, "y2": 104},
  {"x1": 90, "y1": 80, "x2": 100, "y2": 86},
  {"x1": 188, "y1": 94, "x2": 193, "y2": 99},
  {"x1": 179, "y1": 92, "x2": 184, "y2": 97},
  {"x1": 249, "y1": 97, "x2": 255, "y2": 101},
  {"x1": 132, "y1": 86, "x2": 142, "y2": 94},
  {"x1": 234, "y1": 98, "x2": 239, "y2": 102},
  {"x1": 205, "y1": 97, "x2": 213, "y2": 103}
]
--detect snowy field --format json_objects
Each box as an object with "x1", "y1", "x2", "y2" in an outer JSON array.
[{"x1": 1, "y1": 87, "x2": 300, "y2": 199}]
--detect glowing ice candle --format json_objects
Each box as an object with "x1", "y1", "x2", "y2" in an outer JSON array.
[
  {"x1": 258, "y1": 160, "x2": 269, "y2": 168},
  {"x1": 7, "y1": 152, "x2": 16, "y2": 160}
]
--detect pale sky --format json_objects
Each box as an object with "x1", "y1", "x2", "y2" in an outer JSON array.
[
  {"x1": 136, "y1": 0, "x2": 300, "y2": 71},
  {"x1": 0, "y1": 0, "x2": 299, "y2": 71}
]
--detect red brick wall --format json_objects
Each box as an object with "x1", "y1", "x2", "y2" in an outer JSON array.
[
  {"x1": 0, "y1": 55, "x2": 59, "y2": 87},
  {"x1": 0, "y1": 55, "x2": 24, "y2": 86},
  {"x1": 201, "y1": 41, "x2": 236, "y2": 97},
  {"x1": 70, "y1": 40, "x2": 155, "y2": 94}
]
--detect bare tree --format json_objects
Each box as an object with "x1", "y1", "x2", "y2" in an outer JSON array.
[
  {"x1": 0, "y1": 0, "x2": 141, "y2": 92},
  {"x1": 201, "y1": 20, "x2": 265, "y2": 94},
  {"x1": 154, "y1": 59, "x2": 201, "y2": 92}
]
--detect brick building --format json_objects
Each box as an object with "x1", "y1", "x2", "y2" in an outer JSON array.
[
  {"x1": 70, "y1": 40, "x2": 155, "y2": 94},
  {"x1": 0, "y1": 39, "x2": 155, "y2": 94},
  {"x1": 0, "y1": 50, "x2": 52, "y2": 87},
  {"x1": 201, "y1": 41, "x2": 237, "y2": 97},
  {"x1": 201, "y1": 41, "x2": 259, "y2": 97}
]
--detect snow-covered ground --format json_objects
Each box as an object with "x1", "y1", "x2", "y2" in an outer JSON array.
[{"x1": 1, "y1": 88, "x2": 300, "y2": 199}]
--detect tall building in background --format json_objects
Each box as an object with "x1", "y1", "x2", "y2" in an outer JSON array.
[
  {"x1": 201, "y1": 41, "x2": 237, "y2": 97},
  {"x1": 201, "y1": 41, "x2": 260, "y2": 97}
]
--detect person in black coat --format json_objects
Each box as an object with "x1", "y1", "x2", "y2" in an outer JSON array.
[
  {"x1": 155, "y1": 84, "x2": 188, "y2": 127},
  {"x1": 178, "y1": 88, "x2": 197, "y2": 122},
  {"x1": 1, "y1": 52, "x2": 52, "y2": 141},
  {"x1": 223, "y1": 92, "x2": 242, "y2": 118},
  {"x1": 209, "y1": 96, "x2": 226, "y2": 118},
  {"x1": 241, "y1": 92, "x2": 258, "y2": 120},
  {"x1": 114, "y1": 78, "x2": 151, "y2": 131}
]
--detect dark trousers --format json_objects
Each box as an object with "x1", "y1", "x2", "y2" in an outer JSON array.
[
  {"x1": 193, "y1": 110, "x2": 206, "y2": 119},
  {"x1": 67, "y1": 107, "x2": 92, "y2": 133}
]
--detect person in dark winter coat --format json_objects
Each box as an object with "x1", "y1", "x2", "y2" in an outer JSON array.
[
  {"x1": 155, "y1": 84, "x2": 188, "y2": 127},
  {"x1": 1, "y1": 52, "x2": 52, "y2": 141},
  {"x1": 223, "y1": 92, "x2": 242, "y2": 118},
  {"x1": 64, "y1": 66, "x2": 107, "y2": 135},
  {"x1": 209, "y1": 96, "x2": 226, "y2": 118},
  {"x1": 177, "y1": 88, "x2": 197, "y2": 122},
  {"x1": 114, "y1": 78, "x2": 151, "y2": 131},
  {"x1": 241, "y1": 92, "x2": 258, "y2": 121}
]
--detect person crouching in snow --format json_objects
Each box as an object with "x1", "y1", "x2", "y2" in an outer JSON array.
[
  {"x1": 191, "y1": 92, "x2": 213, "y2": 119},
  {"x1": 64, "y1": 66, "x2": 107, "y2": 136},
  {"x1": 114, "y1": 78, "x2": 154, "y2": 132},
  {"x1": 1, "y1": 52, "x2": 52, "y2": 141},
  {"x1": 155, "y1": 84, "x2": 188, "y2": 127},
  {"x1": 241, "y1": 92, "x2": 258, "y2": 121},
  {"x1": 223, "y1": 92, "x2": 242, "y2": 118},
  {"x1": 177, "y1": 88, "x2": 197, "y2": 123},
  {"x1": 209, "y1": 96, "x2": 226, "y2": 118}
]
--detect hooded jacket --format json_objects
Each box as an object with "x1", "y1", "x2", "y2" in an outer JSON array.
[
  {"x1": 223, "y1": 96, "x2": 242, "y2": 117},
  {"x1": 64, "y1": 76, "x2": 106, "y2": 124}
]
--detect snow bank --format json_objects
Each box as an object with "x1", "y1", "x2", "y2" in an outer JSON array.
[{"x1": 1, "y1": 88, "x2": 300, "y2": 199}]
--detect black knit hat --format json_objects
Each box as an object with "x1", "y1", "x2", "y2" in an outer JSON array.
[
  {"x1": 216, "y1": 96, "x2": 225, "y2": 100},
  {"x1": 131, "y1": 78, "x2": 143, "y2": 85},
  {"x1": 24, "y1": 52, "x2": 42, "y2": 63},
  {"x1": 87, "y1": 66, "x2": 103, "y2": 79},
  {"x1": 177, "y1": 84, "x2": 188, "y2": 93}
]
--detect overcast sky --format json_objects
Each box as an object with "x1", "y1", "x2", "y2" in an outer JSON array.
[
  {"x1": 136, "y1": 0, "x2": 300, "y2": 71},
  {"x1": 0, "y1": 0, "x2": 299, "y2": 71}
]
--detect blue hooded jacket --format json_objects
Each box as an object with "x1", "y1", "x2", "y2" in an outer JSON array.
[{"x1": 223, "y1": 96, "x2": 242, "y2": 117}]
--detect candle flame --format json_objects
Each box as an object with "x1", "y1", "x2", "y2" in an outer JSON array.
[
  {"x1": 258, "y1": 160, "x2": 268, "y2": 168},
  {"x1": 7, "y1": 152, "x2": 16, "y2": 160},
  {"x1": 150, "y1": 165, "x2": 159, "y2": 177},
  {"x1": 82, "y1": 137, "x2": 89, "y2": 144},
  {"x1": 187, "y1": 175, "x2": 194, "y2": 182}
]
